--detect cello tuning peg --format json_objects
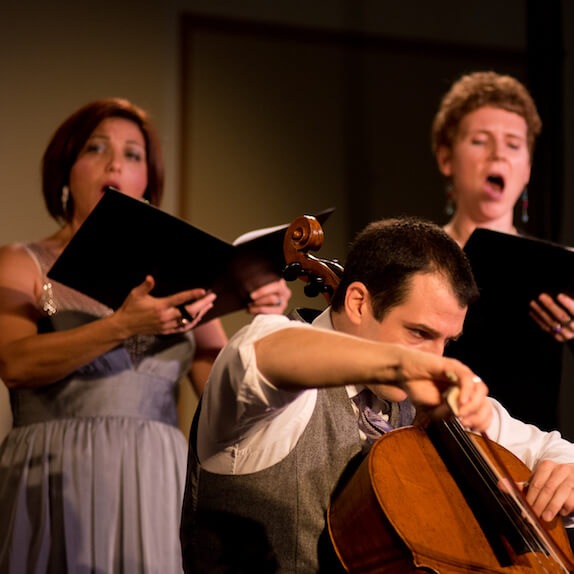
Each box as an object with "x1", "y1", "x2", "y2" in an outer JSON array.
[
  {"x1": 304, "y1": 282, "x2": 320, "y2": 298},
  {"x1": 325, "y1": 259, "x2": 344, "y2": 277},
  {"x1": 282, "y1": 261, "x2": 303, "y2": 282},
  {"x1": 304, "y1": 275, "x2": 325, "y2": 298}
]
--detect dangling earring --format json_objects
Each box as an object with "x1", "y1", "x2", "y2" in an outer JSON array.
[
  {"x1": 61, "y1": 185, "x2": 70, "y2": 215},
  {"x1": 445, "y1": 183, "x2": 455, "y2": 217},
  {"x1": 520, "y1": 186, "x2": 529, "y2": 224}
]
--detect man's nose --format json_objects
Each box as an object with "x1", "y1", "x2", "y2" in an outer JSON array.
[{"x1": 432, "y1": 341, "x2": 446, "y2": 356}]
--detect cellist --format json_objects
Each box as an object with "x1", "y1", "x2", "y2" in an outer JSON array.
[{"x1": 181, "y1": 217, "x2": 574, "y2": 573}]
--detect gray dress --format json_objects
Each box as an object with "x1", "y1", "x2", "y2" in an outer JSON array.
[{"x1": 0, "y1": 242, "x2": 195, "y2": 573}]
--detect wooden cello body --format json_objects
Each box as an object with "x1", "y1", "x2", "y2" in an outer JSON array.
[{"x1": 328, "y1": 426, "x2": 574, "y2": 573}]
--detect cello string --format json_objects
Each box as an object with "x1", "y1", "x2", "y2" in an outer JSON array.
[
  {"x1": 442, "y1": 417, "x2": 571, "y2": 572},
  {"x1": 475, "y1": 424, "x2": 574, "y2": 572},
  {"x1": 442, "y1": 388, "x2": 571, "y2": 571},
  {"x1": 442, "y1": 419, "x2": 543, "y2": 551},
  {"x1": 442, "y1": 420, "x2": 561, "y2": 573}
]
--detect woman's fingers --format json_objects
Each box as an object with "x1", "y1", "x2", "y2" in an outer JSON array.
[
  {"x1": 248, "y1": 279, "x2": 292, "y2": 315},
  {"x1": 530, "y1": 293, "x2": 574, "y2": 341},
  {"x1": 122, "y1": 283, "x2": 217, "y2": 335},
  {"x1": 176, "y1": 292, "x2": 217, "y2": 331},
  {"x1": 131, "y1": 275, "x2": 155, "y2": 296}
]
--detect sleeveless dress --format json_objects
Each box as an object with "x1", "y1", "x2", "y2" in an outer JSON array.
[{"x1": 0, "y1": 242, "x2": 196, "y2": 573}]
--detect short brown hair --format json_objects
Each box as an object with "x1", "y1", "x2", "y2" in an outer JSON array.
[
  {"x1": 330, "y1": 217, "x2": 478, "y2": 320},
  {"x1": 42, "y1": 98, "x2": 164, "y2": 223},
  {"x1": 431, "y1": 71, "x2": 542, "y2": 159}
]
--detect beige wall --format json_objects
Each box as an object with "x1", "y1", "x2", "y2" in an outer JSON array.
[
  {"x1": 1, "y1": 0, "x2": 181, "y2": 441},
  {"x1": 0, "y1": 0, "x2": 527, "y2": 245},
  {"x1": 1, "y1": 1, "x2": 178, "y2": 243},
  {"x1": 0, "y1": 0, "x2": 531, "y2": 442}
]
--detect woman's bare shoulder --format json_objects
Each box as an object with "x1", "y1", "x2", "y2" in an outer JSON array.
[{"x1": 0, "y1": 243, "x2": 40, "y2": 287}]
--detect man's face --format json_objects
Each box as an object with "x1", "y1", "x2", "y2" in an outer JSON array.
[{"x1": 359, "y1": 271, "x2": 467, "y2": 402}]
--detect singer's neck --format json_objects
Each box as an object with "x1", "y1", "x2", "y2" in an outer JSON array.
[{"x1": 444, "y1": 212, "x2": 517, "y2": 247}]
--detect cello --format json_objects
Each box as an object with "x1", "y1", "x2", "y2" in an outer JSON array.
[{"x1": 282, "y1": 215, "x2": 574, "y2": 573}]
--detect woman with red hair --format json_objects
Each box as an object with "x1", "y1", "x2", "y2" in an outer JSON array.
[{"x1": 0, "y1": 98, "x2": 290, "y2": 573}]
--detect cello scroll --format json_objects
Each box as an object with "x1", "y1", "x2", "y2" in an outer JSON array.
[{"x1": 282, "y1": 215, "x2": 343, "y2": 302}]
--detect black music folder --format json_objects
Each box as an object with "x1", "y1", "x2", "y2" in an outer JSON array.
[
  {"x1": 463, "y1": 228, "x2": 574, "y2": 304},
  {"x1": 48, "y1": 190, "x2": 334, "y2": 322},
  {"x1": 449, "y1": 228, "x2": 573, "y2": 432}
]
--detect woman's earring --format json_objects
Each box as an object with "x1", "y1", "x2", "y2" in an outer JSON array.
[
  {"x1": 445, "y1": 183, "x2": 455, "y2": 217},
  {"x1": 521, "y1": 187, "x2": 529, "y2": 223},
  {"x1": 61, "y1": 185, "x2": 70, "y2": 215}
]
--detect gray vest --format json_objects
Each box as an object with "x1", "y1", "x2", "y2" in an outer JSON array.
[{"x1": 181, "y1": 386, "x2": 364, "y2": 573}]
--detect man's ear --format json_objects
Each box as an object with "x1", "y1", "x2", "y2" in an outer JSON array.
[
  {"x1": 436, "y1": 145, "x2": 453, "y2": 177},
  {"x1": 344, "y1": 282, "x2": 371, "y2": 325}
]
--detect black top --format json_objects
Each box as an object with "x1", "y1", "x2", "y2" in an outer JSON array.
[{"x1": 446, "y1": 229, "x2": 573, "y2": 432}]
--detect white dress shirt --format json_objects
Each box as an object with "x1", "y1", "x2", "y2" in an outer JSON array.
[{"x1": 197, "y1": 307, "x2": 574, "y2": 530}]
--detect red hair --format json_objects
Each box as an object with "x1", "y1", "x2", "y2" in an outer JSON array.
[{"x1": 42, "y1": 98, "x2": 164, "y2": 223}]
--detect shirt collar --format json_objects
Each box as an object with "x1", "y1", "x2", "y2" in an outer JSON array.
[{"x1": 311, "y1": 306, "x2": 364, "y2": 400}]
